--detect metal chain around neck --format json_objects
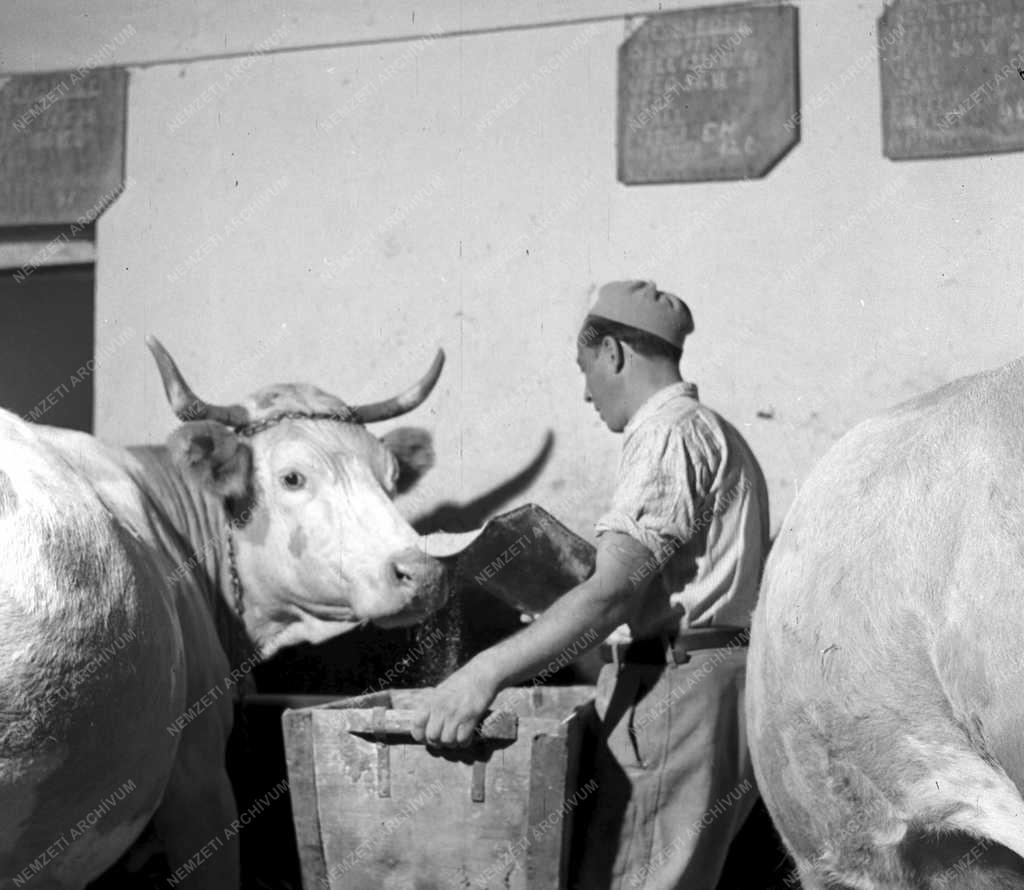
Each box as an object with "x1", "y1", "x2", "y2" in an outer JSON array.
[
  {"x1": 223, "y1": 522, "x2": 253, "y2": 757},
  {"x1": 234, "y1": 408, "x2": 358, "y2": 438},
  {"x1": 225, "y1": 524, "x2": 245, "y2": 624}
]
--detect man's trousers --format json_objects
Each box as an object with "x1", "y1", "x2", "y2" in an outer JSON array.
[{"x1": 572, "y1": 646, "x2": 757, "y2": 890}]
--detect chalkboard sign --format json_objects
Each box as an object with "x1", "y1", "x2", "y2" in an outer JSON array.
[
  {"x1": 617, "y1": 4, "x2": 799, "y2": 184},
  {"x1": 879, "y1": 0, "x2": 1024, "y2": 160},
  {"x1": 0, "y1": 68, "x2": 127, "y2": 226}
]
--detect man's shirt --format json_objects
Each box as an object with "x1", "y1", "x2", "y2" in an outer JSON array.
[{"x1": 595, "y1": 381, "x2": 770, "y2": 638}]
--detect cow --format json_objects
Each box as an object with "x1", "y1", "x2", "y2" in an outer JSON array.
[
  {"x1": 0, "y1": 336, "x2": 454, "y2": 889},
  {"x1": 747, "y1": 356, "x2": 1024, "y2": 889}
]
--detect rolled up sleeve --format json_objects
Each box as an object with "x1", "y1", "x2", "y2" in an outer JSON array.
[{"x1": 595, "y1": 417, "x2": 721, "y2": 562}]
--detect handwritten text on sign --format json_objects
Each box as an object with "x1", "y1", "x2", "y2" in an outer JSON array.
[
  {"x1": 0, "y1": 68, "x2": 127, "y2": 226},
  {"x1": 617, "y1": 5, "x2": 799, "y2": 183},
  {"x1": 879, "y1": 0, "x2": 1024, "y2": 160}
]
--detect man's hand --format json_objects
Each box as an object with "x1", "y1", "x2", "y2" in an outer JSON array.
[
  {"x1": 409, "y1": 531, "x2": 656, "y2": 748},
  {"x1": 410, "y1": 658, "x2": 500, "y2": 748}
]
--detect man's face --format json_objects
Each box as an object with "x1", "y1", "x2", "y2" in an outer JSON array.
[{"x1": 576, "y1": 338, "x2": 627, "y2": 432}]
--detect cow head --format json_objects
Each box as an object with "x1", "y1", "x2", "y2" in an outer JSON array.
[{"x1": 146, "y1": 336, "x2": 450, "y2": 654}]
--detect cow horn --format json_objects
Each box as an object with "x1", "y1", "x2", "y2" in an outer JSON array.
[
  {"x1": 352, "y1": 349, "x2": 445, "y2": 423},
  {"x1": 146, "y1": 335, "x2": 250, "y2": 427}
]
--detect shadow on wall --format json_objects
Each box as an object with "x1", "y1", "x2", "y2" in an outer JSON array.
[{"x1": 411, "y1": 430, "x2": 555, "y2": 533}]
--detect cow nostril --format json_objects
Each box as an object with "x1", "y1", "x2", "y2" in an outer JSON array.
[
  {"x1": 386, "y1": 549, "x2": 445, "y2": 599},
  {"x1": 390, "y1": 559, "x2": 415, "y2": 585}
]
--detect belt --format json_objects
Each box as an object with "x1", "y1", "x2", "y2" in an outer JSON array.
[{"x1": 598, "y1": 627, "x2": 749, "y2": 666}]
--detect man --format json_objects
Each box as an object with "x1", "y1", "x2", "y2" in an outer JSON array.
[{"x1": 411, "y1": 280, "x2": 770, "y2": 889}]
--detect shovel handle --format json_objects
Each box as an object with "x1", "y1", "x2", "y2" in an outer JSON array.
[{"x1": 346, "y1": 708, "x2": 519, "y2": 742}]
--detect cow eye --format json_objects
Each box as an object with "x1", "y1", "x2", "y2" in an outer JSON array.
[{"x1": 280, "y1": 471, "x2": 306, "y2": 490}]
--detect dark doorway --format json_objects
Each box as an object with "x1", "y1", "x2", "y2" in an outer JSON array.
[{"x1": 0, "y1": 263, "x2": 95, "y2": 432}]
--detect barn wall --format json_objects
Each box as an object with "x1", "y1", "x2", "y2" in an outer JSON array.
[{"x1": 5, "y1": 0, "x2": 1023, "y2": 538}]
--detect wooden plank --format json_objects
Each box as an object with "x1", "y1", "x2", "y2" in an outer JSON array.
[
  {"x1": 312, "y1": 712, "x2": 526, "y2": 888},
  {"x1": 319, "y1": 690, "x2": 393, "y2": 710},
  {"x1": 525, "y1": 708, "x2": 586, "y2": 890},
  {"x1": 558, "y1": 707, "x2": 584, "y2": 889},
  {"x1": 284, "y1": 687, "x2": 594, "y2": 889},
  {"x1": 0, "y1": 233, "x2": 95, "y2": 274},
  {"x1": 244, "y1": 693, "x2": 346, "y2": 709},
  {"x1": 281, "y1": 708, "x2": 329, "y2": 890},
  {"x1": 526, "y1": 732, "x2": 571, "y2": 890}
]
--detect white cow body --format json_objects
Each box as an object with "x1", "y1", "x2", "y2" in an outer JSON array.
[
  {"x1": 0, "y1": 340, "x2": 450, "y2": 888},
  {"x1": 748, "y1": 357, "x2": 1024, "y2": 889},
  {"x1": 0, "y1": 416, "x2": 230, "y2": 889}
]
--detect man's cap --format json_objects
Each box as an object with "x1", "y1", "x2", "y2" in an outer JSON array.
[{"x1": 587, "y1": 280, "x2": 694, "y2": 349}]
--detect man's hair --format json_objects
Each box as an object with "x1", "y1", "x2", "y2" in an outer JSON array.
[{"x1": 578, "y1": 314, "x2": 682, "y2": 364}]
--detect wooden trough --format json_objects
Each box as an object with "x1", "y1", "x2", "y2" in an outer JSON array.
[{"x1": 282, "y1": 685, "x2": 595, "y2": 890}]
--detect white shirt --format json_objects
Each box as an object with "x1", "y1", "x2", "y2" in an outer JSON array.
[{"x1": 595, "y1": 381, "x2": 770, "y2": 638}]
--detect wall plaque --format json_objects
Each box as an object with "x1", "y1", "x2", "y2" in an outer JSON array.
[
  {"x1": 617, "y1": 4, "x2": 799, "y2": 184},
  {"x1": 879, "y1": 0, "x2": 1024, "y2": 160},
  {"x1": 0, "y1": 67, "x2": 127, "y2": 226}
]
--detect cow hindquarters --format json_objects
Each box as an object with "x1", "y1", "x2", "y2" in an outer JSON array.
[
  {"x1": 885, "y1": 749, "x2": 1024, "y2": 889},
  {"x1": 786, "y1": 813, "x2": 1024, "y2": 890},
  {"x1": 749, "y1": 615, "x2": 1024, "y2": 887},
  {"x1": 0, "y1": 480, "x2": 184, "y2": 888}
]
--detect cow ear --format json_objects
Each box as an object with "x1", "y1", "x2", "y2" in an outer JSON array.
[
  {"x1": 379, "y1": 427, "x2": 434, "y2": 494},
  {"x1": 167, "y1": 421, "x2": 253, "y2": 500}
]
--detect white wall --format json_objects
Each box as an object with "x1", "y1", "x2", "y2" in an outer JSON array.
[{"x1": 6, "y1": 0, "x2": 1023, "y2": 538}]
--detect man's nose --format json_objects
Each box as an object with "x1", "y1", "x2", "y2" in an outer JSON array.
[{"x1": 584, "y1": 385, "x2": 592, "y2": 403}]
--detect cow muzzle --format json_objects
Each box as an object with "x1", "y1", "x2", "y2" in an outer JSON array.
[{"x1": 374, "y1": 548, "x2": 448, "y2": 627}]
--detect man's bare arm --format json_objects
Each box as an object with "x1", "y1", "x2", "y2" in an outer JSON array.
[
  {"x1": 474, "y1": 530, "x2": 659, "y2": 689},
  {"x1": 409, "y1": 531, "x2": 661, "y2": 746}
]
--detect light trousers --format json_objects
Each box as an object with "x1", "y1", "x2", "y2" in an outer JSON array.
[{"x1": 572, "y1": 647, "x2": 757, "y2": 890}]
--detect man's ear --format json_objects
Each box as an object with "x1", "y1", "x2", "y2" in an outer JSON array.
[
  {"x1": 166, "y1": 421, "x2": 253, "y2": 500},
  {"x1": 379, "y1": 427, "x2": 434, "y2": 494},
  {"x1": 600, "y1": 335, "x2": 625, "y2": 372}
]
